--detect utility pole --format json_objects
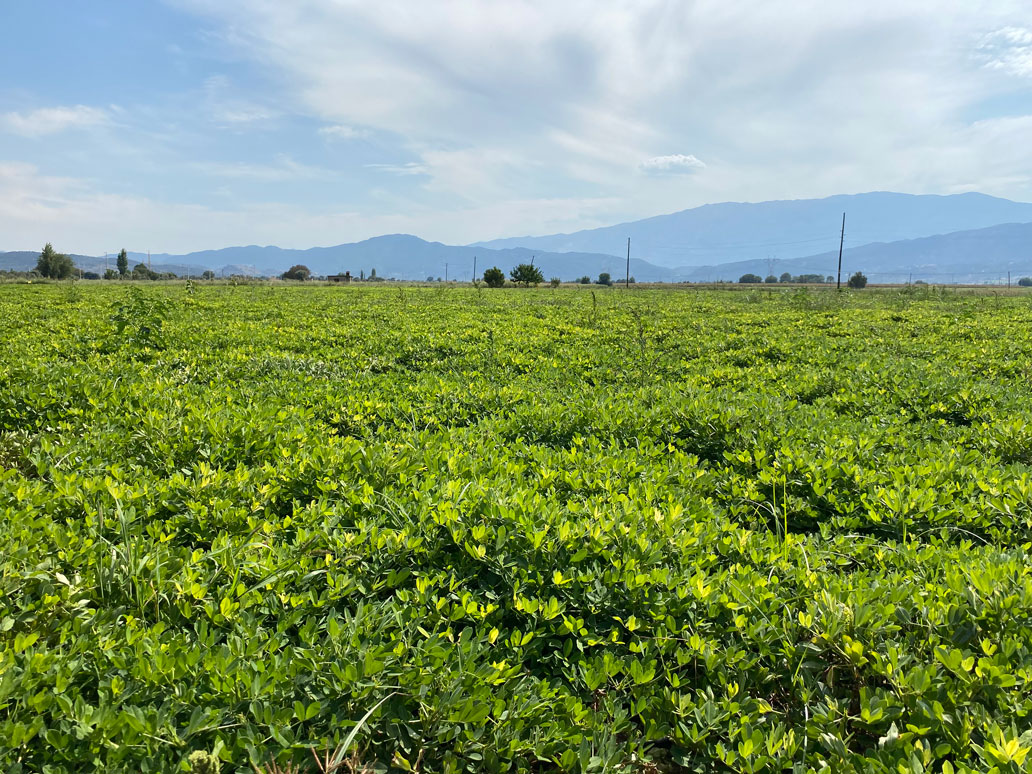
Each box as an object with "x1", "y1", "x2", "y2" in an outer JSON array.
[
  {"x1": 445, "y1": 262, "x2": 448, "y2": 282},
  {"x1": 835, "y1": 213, "x2": 846, "y2": 290},
  {"x1": 626, "y1": 237, "x2": 630, "y2": 288},
  {"x1": 1008, "y1": 271, "x2": 1011, "y2": 289},
  {"x1": 148, "y1": 250, "x2": 151, "y2": 272},
  {"x1": 473, "y1": 255, "x2": 477, "y2": 283}
]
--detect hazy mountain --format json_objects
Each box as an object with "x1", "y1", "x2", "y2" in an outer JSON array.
[
  {"x1": 673, "y1": 221, "x2": 1032, "y2": 284},
  {"x1": 2, "y1": 237, "x2": 676, "y2": 281},
  {"x1": 475, "y1": 192, "x2": 1032, "y2": 268},
  {"x1": 5, "y1": 200, "x2": 1032, "y2": 285}
]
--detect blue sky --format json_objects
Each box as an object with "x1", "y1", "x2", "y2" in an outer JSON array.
[{"x1": 2, "y1": 0, "x2": 1032, "y2": 254}]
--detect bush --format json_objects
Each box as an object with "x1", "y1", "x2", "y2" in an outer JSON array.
[
  {"x1": 202, "y1": 270, "x2": 216, "y2": 281},
  {"x1": 764, "y1": 275, "x2": 778, "y2": 284},
  {"x1": 738, "y1": 273, "x2": 763, "y2": 284},
  {"x1": 483, "y1": 267, "x2": 505, "y2": 288},
  {"x1": 578, "y1": 276, "x2": 591, "y2": 284},
  {"x1": 596, "y1": 272, "x2": 612, "y2": 286},
  {"x1": 847, "y1": 271, "x2": 868, "y2": 289},
  {"x1": 549, "y1": 277, "x2": 561, "y2": 288},
  {"x1": 110, "y1": 286, "x2": 170, "y2": 350},
  {"x1": 510, "y1": 264, "x2": 544, "y2": 287},
  {"x1": 1018, "y1": 277, "x2": 1032, "y2": 287},
  {"x1": 132, "y1": 263, "x2": 158, "y2": 280},
  {"x1": 280, "y1": 264, "x2": 311, "y2": 281}
]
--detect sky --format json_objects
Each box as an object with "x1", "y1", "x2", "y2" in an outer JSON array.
[{"x1": 2, "y1": 0, "x2": 1032, "y2": 255}]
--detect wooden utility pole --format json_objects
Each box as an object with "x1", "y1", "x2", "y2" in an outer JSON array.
[
  {"x1": 1008, "y1": 271, "x2": 1011, "y2": 289},
  {"x1": 445, "y1": 262, "x2": 448, "y2": 282},
  {"x1": 473, "y1": 255, "x2": 477, "y2": 283},
  {"x1": 626, "y1": 237, "x2": 631, "y2": 288},
  {"x1": 835, "y1": 213, "x2": 846, "y2": 290}
]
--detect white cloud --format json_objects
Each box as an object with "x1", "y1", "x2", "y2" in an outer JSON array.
[
  {"x1": 11, "y1": 0, "x2": 1032, "y2": 249},
  {"x1": 0, "y1": 161, "x2": 624, "y2": 253},
  {"x1": 365, "y1": 162, "x2": 429, "y2": 176},
  {"x1": 191, "y1": 154, "x2": 334, "y2": 181},
  {"x1": 639, "y1": 154, "x2": 706, "y2": 175},
  {"x1": 318, "y1": 124, "x2": 367, "y2": 140},
  {"x1": 1, "y1": 105, "x2": 109, "y2": 137},
  {"x1": 202, "y1": 75, "x2": 278, "y2": 124},
  {"x1": 978, "y1": 27, "x2": 1032, "y2": 77},
  {"x1": 163, "y1": 0, "x2": 1032, "y2": 213}
]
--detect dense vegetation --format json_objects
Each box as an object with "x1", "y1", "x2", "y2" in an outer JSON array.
[{"x1": 1, "y1": 284, "x2": 1031, "y2": 774}]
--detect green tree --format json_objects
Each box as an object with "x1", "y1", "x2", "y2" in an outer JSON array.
[
  {"x1": 132, "y1": 262, "x2": 158, "y2": 280},
  {"x1": 510, "y1": 263, "x2": 544, "y2": 287},
  {"x1": 738, "y1": 273, "x2": 762, "y2": 284},
  {"x1": 578, "y1": 276, "x2": 591, "y2": 284},
  {"x1": 483, "y1": 267, "x2": 505, "y2": 287},
  {"x1": 765, "y1": 275, "x2": 778, "y2": 284},
  {"x1": 1018, "y1": 277, "x2": 1032, "y2": 287},
  {"x1": 549, "y1": 277, "x2": 561, "y2": 288},
  {"x1": 201, "y1": 270, "x2": 215, "y2": 280},
  {"x1": 847, "y1": 271, "x2": 868, "y2": 289},
  {"x1": 280, "y1": 264, "x2": 311, "y2": 281},
  {"x1": 779, "y1": 272, "x2": 793, "y2": 283},
  {"x1": 596, "y1": 272, "x2": 612, "y2": 286},
  {"x1": 36, "y1": 243, "x2": 75, "y2": 279},
  {"x1": 117, "y1": 248, "x2": 129, "y2": 277}
]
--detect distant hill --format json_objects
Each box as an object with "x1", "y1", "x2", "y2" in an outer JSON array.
[
  {"x1": 5, "y1": 193, "x2": 1032, "y2": 284},
  {"x1": 1, "y1": 237, "x2": 675, "y2": 282},
  {"x1": 474, "y1": 192, "x2": 1032, "y2": 268},
  {"x1": 673, "y1": 221, "x2": 1032, "y2": 284}
]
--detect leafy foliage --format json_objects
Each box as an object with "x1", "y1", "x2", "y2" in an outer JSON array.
[
  {"x1": 35, "y1": 243, "x2": 75, "y2": 279},
  {"x1": 282, "y1": 265, "x2": 312, "y2": 281},
  {"x1": 483, "y1": 267, "x2": 505, "y2": 288},
  {"x1": 848, "y1": 270, "x2": 869, "y2": 289},
  {"x1": 596, "y1": 273, "x2": 612, "y2": 286},
  {"x1": 510, "y1": 264, "x2": 544, "y2": 287},
  {"x1": 1, "y1": 285, "x2": 1032, "y2": 773},
  {"x1": 109, "y1": 285, "x2": 171, "y2": 350},
  {"x1": 117, "y1": 248, "x2": 129, "y2": 277},
  {"x1": 738, "y1": 273, "x2": 763, "y2": 284}
]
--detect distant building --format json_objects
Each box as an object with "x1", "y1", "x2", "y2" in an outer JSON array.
[{"x1": 327, "y1": 271, "x2": 352, "y2": 283}]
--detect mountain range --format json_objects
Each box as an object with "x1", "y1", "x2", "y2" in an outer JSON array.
[
  {"x1": 475, "y1": 191, "x2": 1032, "y2": 268},
  {"x1": 3, "y1": 192, "x2": 1032, "y2": 283}
]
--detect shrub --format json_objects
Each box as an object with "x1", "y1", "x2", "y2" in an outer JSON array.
[
  {"x1": 1018, "y1": 277, "x2": 1032, "y2": 287},
  {"x1": 596, "y1": 272, "x2": 612, "y2": 286},
  {"x1": 110, "y1": 286, "x2": 171, "y2": 350},
  {"x1": 549, "y1": 277, "x2": 561, "y2": 288},
  {"x1": 483, "y1": 267, "x2": 505, "y2": 288},
  {"x1": 510, "y1": 264, "x2": 544, "y2": 287},
  {"x1": 132, "y1": 263, "x2": 158, "y2": 280},
  {"x1": 848, "y1": 271, "x2": 868, "y2": 289},
  {"x1": 578, "y1": 276, "x2": 591, "y2": 284},
  {"x1": 281, "y1": 265, "x2": 311, "y2": 281},
  {"x1": 738, "y1": 273, "x2": 763, "y2": 284}
]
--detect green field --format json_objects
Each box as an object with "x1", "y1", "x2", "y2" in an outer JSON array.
[{"x1": 2, "y1": 283, "x2": 1031, "y2": 773}]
